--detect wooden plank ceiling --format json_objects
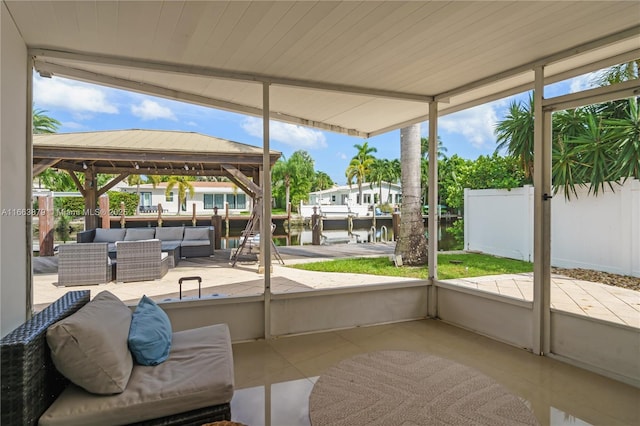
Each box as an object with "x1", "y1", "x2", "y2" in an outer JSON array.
[{"x1": 6, "y1": 1, "x2": 640, "y2": 137}]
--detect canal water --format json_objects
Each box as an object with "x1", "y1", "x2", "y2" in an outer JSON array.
[{"x1": 221, "y1": 217, "x2": 460, "y2": 251}]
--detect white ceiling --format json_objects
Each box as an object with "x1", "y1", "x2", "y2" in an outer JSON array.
[{"x1": 5, "y1": 1, "x2": 640, "y2": 137}]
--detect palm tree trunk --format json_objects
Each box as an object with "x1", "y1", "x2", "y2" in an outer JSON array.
[{"x1": 395, "y1": 124, "x2": 428, "y2": 265}]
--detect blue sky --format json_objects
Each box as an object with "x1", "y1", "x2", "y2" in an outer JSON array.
[{"x1": 33, "y1": 72, "x2": 598, "y2": 185}]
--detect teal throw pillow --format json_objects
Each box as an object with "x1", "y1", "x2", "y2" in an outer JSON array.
[{"x1": 128, "y1": 295, "x2": 172, "y2": 366}]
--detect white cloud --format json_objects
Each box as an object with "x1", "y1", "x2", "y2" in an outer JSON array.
[
  {"x1": 337, "y1": 152, "x2": 348, "y2": 160},
  {"x1": 131, "y1": 99, "x2": 177, "y2": 121},
  {"x1": 438, "y1": 103, "x2": 499, "y2": 149},
  {"x1": 242, "y1": 117, "x2": 327, "y2": 149},
  {"x1": 34, "y1": 77, "x2": 118, "y2": 114},
  {"x1": 186, "y1": 121, "x2": 198, "y2": 127},
  {"x1": 569, "y1": 72, "x2": 598, "y2": 93}
]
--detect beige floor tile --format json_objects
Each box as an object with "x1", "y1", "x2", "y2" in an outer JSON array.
[{"x1": 229, "y1": 320, "x2": 640, "y2": 426}]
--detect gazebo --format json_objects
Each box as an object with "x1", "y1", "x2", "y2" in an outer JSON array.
[{"x1": 33, "y1": 129, "x2": 281, "y2": 229}]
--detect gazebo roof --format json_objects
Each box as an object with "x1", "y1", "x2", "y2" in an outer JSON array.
[{"x1": 33, "y1": 129, "x2": 281, "y2": 177}]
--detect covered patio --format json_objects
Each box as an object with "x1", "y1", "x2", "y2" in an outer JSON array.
[{"x1": 2, "y1": 1, "x2": 639, "y2": 425}]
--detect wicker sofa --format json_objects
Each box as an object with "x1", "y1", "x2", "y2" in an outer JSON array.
[
  {"x1": 77, "y1": 226, "x2": 215, "y2": 266},
  {"x1": 0, "y1": 291, "x2": 234, "y2": 426}
]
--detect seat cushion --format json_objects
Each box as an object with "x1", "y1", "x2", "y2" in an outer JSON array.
[
  {"x1": 46, "y1": 291, "x2": 133, "y2": 395},
  {"x1": 128, "y1": 296, "x2": 172, "y2": 366},
  {"x1": 183, "y1": 227, "x2": 210, "y2": 241},
  {"x1": 94, "y1": 228, "x2": 126, "y2": 243},
  {"x1": 124, "y1": 228, "x2": 156, "y2": 241},
  {"x1": 39, "y1": 324, "x2": 235, "y2": 426},
  {"x1": 155, "y1": 226, "x2": 184, "y2": 241},
  {"x1": 181, "y1": 239, "x2": 210, "y2": 247}
]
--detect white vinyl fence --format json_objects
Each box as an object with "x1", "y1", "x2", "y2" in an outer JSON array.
[{"x1": 464, "y1": 179, "x2": 640, "y2": 277}]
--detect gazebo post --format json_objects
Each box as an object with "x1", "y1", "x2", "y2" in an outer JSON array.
[{"x1": 84, "y1": 167, "x2": 98, "y2": 230}]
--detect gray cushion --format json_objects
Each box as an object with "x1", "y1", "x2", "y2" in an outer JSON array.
[
  {"x1": 46, "y1": 291, "x2": 133, "y2": 395},
  {"x1": 155, "y1": 227, "x2": 184, "y2": 241},
  {"x1": 94, "y1": 228, "x2": 126, "y2": 243},
  {"x1": 124, "y1": 228, "x2": 156, "y2": 241},
  {"x1": 183, "y1": 227, "x2": 209, "y2": 241},
  {"x1": 40, "y1": 324, "x2": 235, "y2": 426},
  {"x1": 181, "y1": 240, "x2": 210, "y2": 247}
]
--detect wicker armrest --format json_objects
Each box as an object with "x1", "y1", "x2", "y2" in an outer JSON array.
[
  {"x1": 76, "y1": 229, "x2": 96, "y2": 243},
  {"x1": 1, "y1": 291, "x2": 91, "y2": 426}
]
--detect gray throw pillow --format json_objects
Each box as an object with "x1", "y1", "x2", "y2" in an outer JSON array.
[
  {"x1": 94, "y1": 228, "x2": 126, "y2": 243},
  {"x1": 155, "y1": 226, "x2": 184, "y2": 241},
  {"x1": 183, "y1": 227, "x2": 210, "y2": 241},
  {"x1": 46, "y1": 291, "x2": 133, "y2": 395},
  {"x1": 124, "y1": 228, "x2": 156, "y2": 241}
]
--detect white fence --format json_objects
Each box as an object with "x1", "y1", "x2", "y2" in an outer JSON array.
[{"x1": 464, "y1": 179, "x2": 640, "y2": 277}]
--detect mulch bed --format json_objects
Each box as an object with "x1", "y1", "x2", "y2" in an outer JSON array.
[{"x1": 552, "y1": 267, "x2": 640, "y2": 292}]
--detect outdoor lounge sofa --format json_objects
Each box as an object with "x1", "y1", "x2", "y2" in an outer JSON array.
[
  {"x1": 77, "y1": 226, "x2": 215, "y2": 265},
  {"x1": 0, "y1": 290, "x2": 234, "y2": 426}
]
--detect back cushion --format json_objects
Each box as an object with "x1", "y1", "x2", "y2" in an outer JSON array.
[
  {"x1": 124, "y1": 228, "x2": 156, "y2": 241},
  {"x1": 46, "y1": 291, "x2": 133, "y2": 395},
  {"x1": 183, "y1": 227, "x2": 210, "y2": 241},
  {"x1": 94, "y1": 228, "x2": 126, "y2": 243},
  {"x1": 155, "y1": 226, "x2": 184, "y2": 241}
]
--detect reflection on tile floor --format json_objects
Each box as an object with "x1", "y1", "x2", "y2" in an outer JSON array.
[{"x1": 231, "y1": 320, "x2": 639, "y2": 426}]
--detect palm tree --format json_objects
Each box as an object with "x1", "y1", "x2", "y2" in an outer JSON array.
[
  {"x1": 345, "y1": 141, "x2": 377, "y2": 205},
  {"x1": 128, "y1": 175, "x2": 161, "y2": 213},
  {"x1": 165, "y1": 176, "x2": 195, "y2": 215},
  {"x1": 33, "y1": 108, "x2": 61, "y2": 134},
  {"x1": 394, "y1": 124, "x2": 428, "y2": 265},
  {"x1": 368, "y1": 158, "x2": 387, "y2": 204},
  {"x1": 604, "y1": 98, "x2": 640, "y2": 180},
  {"x1": 272, "y1": 151, "x2": 315, "y2": 210},
  {"x1": 312, "y1": 171, "x2": 334, "y2": 191},
  {"x1": 420, "y1": 136, "x2": 447, "y2": 160},
  {"x1": 495, "y1": 94, "x2": 535, "y2": 181},
  {"x1": 387, "y1": 159, "x2": 401, "y2": 204}
]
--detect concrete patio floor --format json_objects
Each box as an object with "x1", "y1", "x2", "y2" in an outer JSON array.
[{"x1": 33, "y1": 243, "x2": 639, "y2": 328}]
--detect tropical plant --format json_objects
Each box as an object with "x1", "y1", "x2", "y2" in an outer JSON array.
[
  {"x1": 604, "y1": 98, "x2": 640, "y2": 180},
  {"x1": 420, "y1": 136, "x2": 447, "y2": 160},
  {"x1": 394, "y1": 124, "x2": 428, "y2": 266},
  {"x1": 272, "y1": 150, "x2": 316, "y2": 210},
  {"x1": 346, "y1": 141, "x2": 377, "y2": 205},
  {"x1": 33, "y1": 108, "x2": 61, "y2": 134},
  {"x1": 312, "y1": 171, "x2": 334, "y2": 191},
  {"x1": 495, "y1": 63, "x2": 640, "y2": 200},
  {"x1": 127, "y1": 174, "x2": 161, "y2": 213},
  {"x1": 164, "y1": 176, "x2": 195, "y2": 215},
  {"x1": 495, "y1": 94, "x2": 535, "y2": 181}
]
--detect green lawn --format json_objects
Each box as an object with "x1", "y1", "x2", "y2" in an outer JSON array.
[{"x1": 289, "y1": 252, "x2": 533, "y2": 280}]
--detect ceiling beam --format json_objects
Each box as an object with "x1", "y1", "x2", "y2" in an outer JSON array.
[
  {"x1": 543, "y1": 78, "x2": 640, "y2": 112},
  {"x1": 97, "y1": 173, "x2": 130, "y2": 197},
  {"x1": 30, "y1": 48, "x2": 433, "y2": 103},
  {"x1": 32, "y1": 61, "x2": 369, "y2": 138},
  {"x1": 435, "y1": 25, "x2": 640, "y2": 102}
]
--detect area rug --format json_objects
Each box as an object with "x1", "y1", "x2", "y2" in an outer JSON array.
[{"x1": 309, "y1": 351, "x2": 539, "y2": 426}]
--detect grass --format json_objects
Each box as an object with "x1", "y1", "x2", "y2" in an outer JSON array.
[{"x1": 289, "y1": 252, "x2": 533, "y2": 280}]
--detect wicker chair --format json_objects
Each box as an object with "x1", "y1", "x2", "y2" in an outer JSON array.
[
  {"x1": 57, "y1": 243, "x2": 112, "y2": 286},
  {"x1": 116, "y1": 240, "x2": 170, "y2": 283},
  {"x1": 0, "y1": 291, "x2": 232, "y2": 425}
]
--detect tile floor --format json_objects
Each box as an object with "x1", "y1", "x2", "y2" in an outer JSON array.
[
  {"x1": 230, "y1": 320, "x2": 640, "y2": 426},
  {"x1": 443, "y1": 273, "x2": 640, "y2": 327}
]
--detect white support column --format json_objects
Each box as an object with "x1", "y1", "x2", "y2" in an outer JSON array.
[
  {"x1": 262, "y1": 82, "x2": 272, "y2": 339},
  {"x1": 427, "y1": 101, "x2": 438, "y2": 317},
  {"x1": 532, "y1": 66, "x2": 552, "y2": 355},
  {"x1": 25, "y1": 56, "x2": 34, "y2": 318}
]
